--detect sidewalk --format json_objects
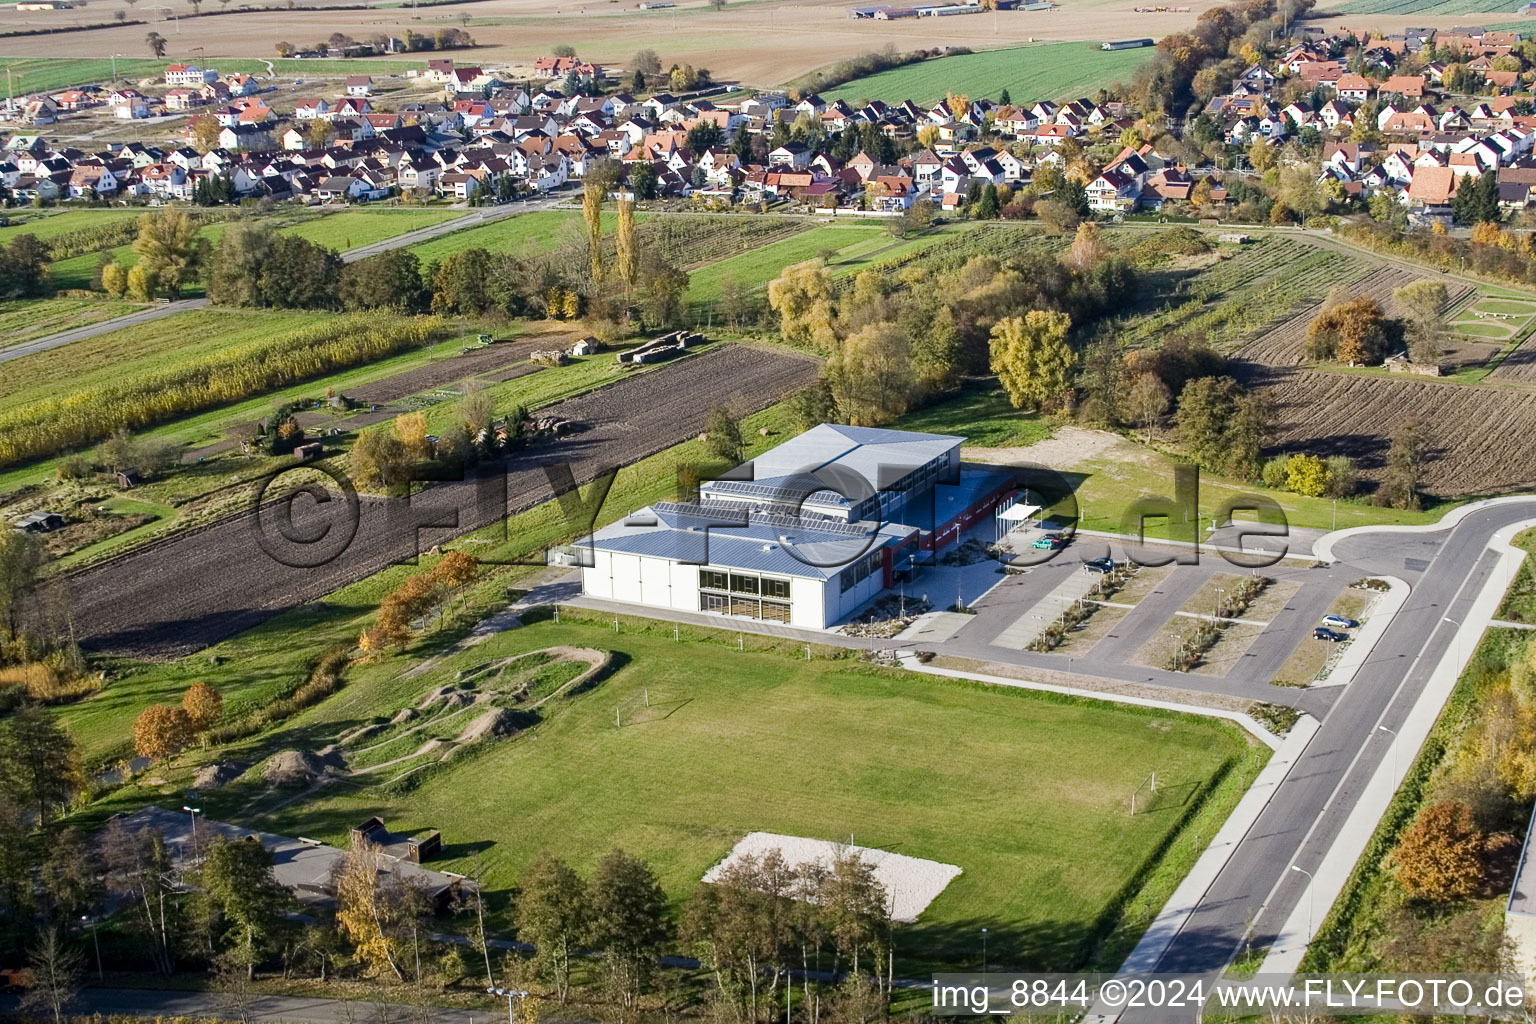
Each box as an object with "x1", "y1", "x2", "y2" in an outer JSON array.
[{"x1": 1257, "y1": 519, "x2": 1535, "y2": 976}]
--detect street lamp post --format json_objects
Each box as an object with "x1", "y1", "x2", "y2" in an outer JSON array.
[
  {"x1": 982, "y1": 927, "x2": 988, "y2": 973},
  {"x1": 1379, "y1": 725, "x2": 1400, "y2": 784},
  {"x1": 1443, "y1": 616, "x2": 1462, "y2": 666},
  {"x1": 181, "y1": 805, "x2": 201, "y2": 858},
  {"x1": 82, "y1": 915, "x2": 101, "y2": 980},
  {"x1": 1291, "y1": 865, "x2": 1316, "y2": 940},
  {"x1": 1215, "y1": 587, "x2": 1226, "y2": 619},
  {"x1": 489, "y1": 987, "x2": 529, "y2": 1024}
]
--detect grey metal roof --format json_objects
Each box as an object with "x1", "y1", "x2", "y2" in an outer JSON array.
[
  {"x1": 747, "y1": 424, "x2": 961, "y2": 488},
  {"x1": 588, "y1": 500, "x2": 914, "y2": 579}
]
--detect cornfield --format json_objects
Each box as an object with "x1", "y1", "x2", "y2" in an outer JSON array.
[{"x1": 0, "y1": 312, "x2": 449, "y2": 468}]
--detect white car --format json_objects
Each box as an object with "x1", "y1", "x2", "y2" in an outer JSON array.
[{"x1": 1321, "y1": 613, "x2": 1358, "y2": 629}]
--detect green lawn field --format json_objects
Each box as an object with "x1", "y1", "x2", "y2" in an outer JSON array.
[
  {"x1": 0, "y1": 296, "x2": 138, "y2": 349},
  {"x1": 0, "y1": 308, "x2": 327, "y2": 411},
  {"x1": 687, "y1": 222, "x2": 889, "y2": 306},
  {"x1": 116, "y1": 615, "x2": 1257, "y2": 972},
  {"x1": 0, "y1": 56, "x2": 427, "y2": 94},
  {"x1": 823, "y1": 43, "x2": 1154, "y2": 105},
  {"x1": 409, "y1": 209, "x2": 610, "y2": 264}
]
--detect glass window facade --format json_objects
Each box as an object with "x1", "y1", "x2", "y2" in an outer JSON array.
[{"x1": 698, "y1": 569, "x2": 794, "y2": 621}]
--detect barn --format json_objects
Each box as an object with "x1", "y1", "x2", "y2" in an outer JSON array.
[{"x1": 579, "y1": 425, "x2": 1014, "y2": 628}]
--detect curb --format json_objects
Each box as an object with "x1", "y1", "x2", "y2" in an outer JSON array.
[{"x1": 1258, "y1": 518, "x2": 1536, "y2": 977}]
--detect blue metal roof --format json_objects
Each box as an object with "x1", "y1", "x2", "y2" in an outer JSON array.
[
  {"x1": 747, "y1": 424, "x2": 961, "y2": 485},
  {"x1": 587, "y1": 501, "x2": 914, "y2": 579}
]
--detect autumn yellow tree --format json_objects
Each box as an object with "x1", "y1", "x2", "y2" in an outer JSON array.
[
  {"x1": 1065, "y1": 221, "x2": 1109, "y2": 272},
  {"x1": 132, "y1": 210, "x2": 204, "y2": 299},
  {"x1": 615, "y1": 197, "x2": 638, "y2": 301},
  {"x1": 582, "y1": 179, "x2": 604, "y2": 282},
  {"x1": 827, "y1": 322, "x2": 913, "y2": 426},
  {"x1": 989, "y1": 311, "x2": 1075, "y2": 412},
  {"x1": 181, "y1": 681, "x2": 224, "y2": 732},
  {"x1": 393, "y1": 411, "x2": 429, "y2": 462},
  {"x1": 767, "y1": 260, "x2": 836, "y2": 349},
  {"x1": 1284, "y1": 454, "x2": 1328, "y2": 497},
  {"x1": 334, "y1": 837, "x2": 407, "y2": 981},
  {"x1": 188, "y1": 112, "x2": 221, "y2": 154},
  {"x1": 134, "y1": 704, "x2": 194, "y2": 759},
  {"x1": 1392, "y1": 801, "x2": 1488, "y2": 902}
]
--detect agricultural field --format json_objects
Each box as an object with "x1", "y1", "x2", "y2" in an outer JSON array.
[
  {"x1": 104, "y1": 614, "x2": 1260, "y2": 972},
  {"x1": 822, "y1": 42, "x2": 1154, "y2": 105},
  {"x1": 0, "y1": 208, "x2": 144, "y2": 245},
  {"x1": 1261, "y1": 368, "x2": 1536, "y2": 495},
  {"x1": 0, "y1": 308, "x2": 328, "y2": 412},
  {"x1": 1237, "y1": 265, "x2": 1473, "y2": 367},
  {"x1": 409, "y1": 209, "x2": 600, "y2": 265},
  {"x1": 1119, "y1": 235, "x2": 1368, "y2": 354},
  {"x1": 0, "y1": 56, "x2": 425, "y2": 93},
  {"x1": 0, "y1": 296, "x2": 138, "y2": 350},
  {"x1": 1327, "y1": 0, "x2": 1517, "y2": 16}
]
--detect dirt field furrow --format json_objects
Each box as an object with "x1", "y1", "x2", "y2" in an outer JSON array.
[
  {"x1": 65, "y1": 344, "x2": 820, "y2": 659},
  {"x1": 1257, "y1": 367, "x2": 1536, "y2": 495}
]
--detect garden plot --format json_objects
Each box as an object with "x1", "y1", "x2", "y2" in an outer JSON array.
[{"x1": 704, "y1": 832, "x2": 960, "y2": 923}]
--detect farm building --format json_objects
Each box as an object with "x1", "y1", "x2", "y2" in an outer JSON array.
[
  {"x1": 579, "y1": 425, "x2": 1014, "y2": 628},
  {"x1": 1101, "y1": 38, "x2": 1154, "y2": 49}
]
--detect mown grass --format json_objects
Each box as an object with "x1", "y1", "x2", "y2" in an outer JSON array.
[
  {"x1": 0, "y1": 296, "x2": 138, "y2": 349},
  {"x1": 281, "y1": 209, "x2": 466, "y2": 251},
  {"x1": 0, "y1": 208, "x2": 144, "y2": 246},
  {"x1": 686, "y1": 222, "x2": 889, "y2": 307},
  {"x1": 822, "y1": 42, "x2": 1154, "y2": 105},
  {"x1": 0, "y1": 308, "x2": 328, "y2": 411},
  {"x1": 408, "y1": 209, "x2": 614, "y2": 265}
]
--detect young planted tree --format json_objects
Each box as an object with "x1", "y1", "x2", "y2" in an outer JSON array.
[
  {"x1": 516, "y1": 852, "x2": 587, "y2": 1003},
  {"x1": 21, "y1": 928, "x2": 82, "y2": 1023}
]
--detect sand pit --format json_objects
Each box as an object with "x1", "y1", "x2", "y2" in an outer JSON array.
[{"x1": 703, "y1": 832, "x2": 960, "y2": 923}]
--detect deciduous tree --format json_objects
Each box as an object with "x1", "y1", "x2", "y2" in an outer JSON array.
[
  {"x1": 182, "y1": 681, "x2": 223, "y2": 731},
  {"x1": 133, "y1": 704, "x2": 194, "y2": 760},
  {"x1": 585, "y1": 849, "x2": 668, "y2": 1014},
  {"x1": 132, "y1": 210, "x2": 205, "y2": 300},
  {"x1": 989, "y1": 310, "x2": 1075, "y2": 412},
  {"x1": 516, "y1": 852, "x2": 587, "y2": 1003},
  {"x1": 1393, "y1": 801, "x2": 1487, "y2": 901}
]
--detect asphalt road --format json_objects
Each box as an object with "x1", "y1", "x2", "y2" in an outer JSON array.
[
  {"x1": 1126, "y1": 499, "x2": 1536, "y2": 1019},
  {"x1": 0, "y1": 194, "x2": 567, "y2": 366}
]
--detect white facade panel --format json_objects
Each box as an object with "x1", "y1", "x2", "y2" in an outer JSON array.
[
  {"x1": 582, "y1": 551, "x2": 614, "y2": 599},
  {"x1": 610, "y1": 553, "x2": 643, "y2": 604},
  {"x1": 790, "y1": 577, "x2": 827, "y2": 629},
  {"x1": 670, "y1": 561, "x2": 701, "y2": 612},
  {"x1": 640, "y1": 556, "x2": 672, "y2": 607}
]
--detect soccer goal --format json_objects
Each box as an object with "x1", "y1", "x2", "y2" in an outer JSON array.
[
  {"x1": 615, "y1": 688, "x2": 687, "y2": 727},
  {"x1": 1129, "y1": 770, "x2": 1158, "y2": 815}
]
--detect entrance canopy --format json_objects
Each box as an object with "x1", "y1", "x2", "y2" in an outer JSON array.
[{"x1": 997, "y1": 503, "x2": 1043, "y2": 523}]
